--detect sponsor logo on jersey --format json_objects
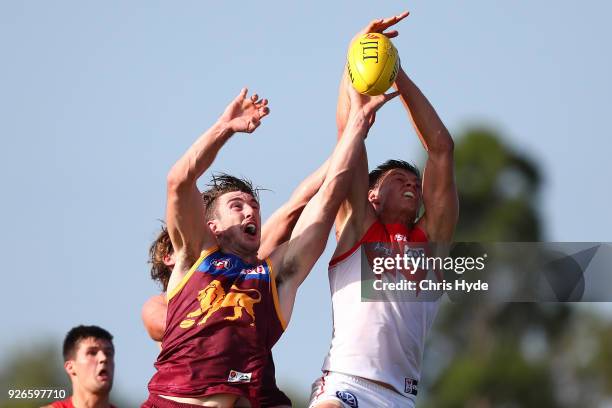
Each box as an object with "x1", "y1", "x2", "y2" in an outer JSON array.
[
  {"x1": 228, "y1": 370, "x2": 252, "y2": 383},
  {"x1": 212, "y1": 258, "x2": 232, "y2": 270},
  {"x1": 404, "y1": 378, "x2": 418, "y2": 396},
  {"x1": 371, "y1": 242, "x2": 393, "y2": 256},
  {"x1": 335, "y1": 390, "x2": 358, "y2": 408},
  {"x1": 240, "y1": 265, "x2": 266, "y2": 276},
  {"x1": 395, "y1": 233, "x2": 407, "y2": 242},
  {"x1": 404, "y1": 246, "x2": 425, "y2": 258}
]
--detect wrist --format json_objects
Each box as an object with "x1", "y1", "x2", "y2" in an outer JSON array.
[
  {"x1": 347, "y1": 109, "x2": 370, "y2": 131},
  {"x1": 393, "y1": 66, "x2": 408, "y2": 89},
  {"x1": 213, "y1": 120, "x2": 235, "y2": 139}
]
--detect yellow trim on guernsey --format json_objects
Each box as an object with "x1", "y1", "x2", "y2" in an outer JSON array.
[
  {"x1": 167, "y1": 246, "x2": 219, "y2": 301},
  {"x1": 266, "y1": 258, "x2": 287, "y2": 331}
]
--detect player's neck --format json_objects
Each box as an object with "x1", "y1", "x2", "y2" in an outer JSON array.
[
  {"x1": 219, "y1": 241, "x2": 259, "y2": 264},
  {"x1": 377, "y1": 210, "x2": 416, "y2": 228},
  {"x1": 71, "y1": 389, "x2": 110, "y2": 408}
]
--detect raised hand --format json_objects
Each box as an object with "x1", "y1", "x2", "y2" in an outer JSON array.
[
  {"x1": 345, "y1": 73, "x2": 399, "y2": 123},
  {"x1": 357, "y1": 11, "x2": 409, "y2": 39},
  {"x1": 220, "y1": 88, "x2": 270, "y2": 134},
  {"x1": 338, "y1": 11, "x2": 408, "y2": 132}
]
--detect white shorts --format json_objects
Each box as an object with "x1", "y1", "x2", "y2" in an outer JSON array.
[{"x1": 308, "y1": 371, "x2": 415, "y2": 408}]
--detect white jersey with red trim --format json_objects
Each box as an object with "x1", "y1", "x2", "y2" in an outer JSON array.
[{"x1": 321, "y1": 221, "x2": 440, "y2": 401}]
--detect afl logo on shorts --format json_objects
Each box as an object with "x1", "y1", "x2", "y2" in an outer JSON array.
[
  {"x1": 404, "y1": 378, "x2": 418, "y2": 396},
  {"x1": 227, "y1": 369, "x2": 252, "y2": 383},
  {"x1": 335, "y1": 390, "x2": 358, "y2": 408},
  {"x1": 212, "y1": 258, "x2": 232, "y2": 270}
]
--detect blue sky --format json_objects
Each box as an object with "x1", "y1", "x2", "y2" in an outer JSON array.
[{"x1": 1, "y1": 0, "x2": 611, "y2": 402}]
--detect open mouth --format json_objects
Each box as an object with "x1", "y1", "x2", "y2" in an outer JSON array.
[
  {"x1": 403, "y1": 191, "x2": 415, "y2": 199},
  {"x1": 244, "y1": 223, "x2": 257, "y2": 237},
  {"x1": 97, "y1": 368, "x2": 110, "y2": 381}
]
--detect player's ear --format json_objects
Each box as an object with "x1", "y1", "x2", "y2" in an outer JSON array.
[
  {"x1": 162, "y1": 253, "x2": 174, "y2": 267},
  {"x1": 64, "y1": 360, "x2": 76, "y2": 377},
  {"x1": 368, "y1": 189, "x2": 379, "y2": 205},
  {"x1": 207, "y1": 220, "x2": 220, "y2": 236}
]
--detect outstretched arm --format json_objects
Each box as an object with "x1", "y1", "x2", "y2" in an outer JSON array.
[
  {"x1": 166, "y1": 89, "x2": 269, "y2": 295},
  {"x1": 270, "y1": 86, "x2": 399, "y2": 323},
  {"x1": 393, "y1": 69, "x2": 458, "y2": 241},
  {"x1": 334, "y1": 12, "x2": 410, "y2": 247},
  {"x1": 258, "y1": 158, "x2": 330, "y2": 259}
]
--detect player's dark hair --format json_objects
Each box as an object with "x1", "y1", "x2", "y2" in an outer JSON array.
[
  {"x1": 148, "y1": 223, "x2": 173, "y2": 291},
  {"x1": 368, "y1": 159, "x2": 421, "y2": 189},
  {"x1": 202, "y1": 173, "x2": 259, "y2": 220},
  {"x1": 63, "y1": 325, "x2": 114, "y2": 361}
]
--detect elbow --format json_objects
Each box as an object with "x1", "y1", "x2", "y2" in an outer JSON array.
[
  {"x1": 430, "y1": 131, "x2": 454, "y2": 155},
  {"x1": 321, "y1": 172, "x2": 350, "y2": 207},
  {"x1": 166, "y1": 166, "x2": 194, "y2": 192},
  {"x1": 142, "y1": 296, "x2": 166, "y2": 341}
]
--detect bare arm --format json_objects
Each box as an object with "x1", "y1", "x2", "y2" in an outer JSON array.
[
  {"x1": 142, "y1": 294, "x2": 167, "y2": 342},
  {"x1": 166, "y1": 89, "x2": 270, "y2": 295},
  {"x1": 393, "y1": 69, "x2": 458, "y2": 241},
  {"x1": 270, "y1": 88, "x2": 398, "y2": 322},
  {"x1": 258, "y1": 158, "x2": 330, "y2": 259},
  {"x1": 334, "y1": 12, "x2": 410, "y2": 248},
  {"x1": 334, "y1": 70, "x2": 373, "y2": 247}
]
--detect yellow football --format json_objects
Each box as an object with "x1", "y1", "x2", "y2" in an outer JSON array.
[{"x1": 346, "y1": 33, "x2": 400, "y2": 96}]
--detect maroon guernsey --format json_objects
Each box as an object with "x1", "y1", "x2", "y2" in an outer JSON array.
[{"x1": 147, "y1": 247, "x2": 286, "y2": 407}]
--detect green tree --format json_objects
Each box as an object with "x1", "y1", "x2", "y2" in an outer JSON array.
[
  {"x1": 0, "y1": 340, "x2": 68, "y2": 408},
  {"x1": 453, "y1": 127, "x2": 542, "y2": 242},
  {"x1": 420, "y1": 128, "x2": 611, "y2": 408}
]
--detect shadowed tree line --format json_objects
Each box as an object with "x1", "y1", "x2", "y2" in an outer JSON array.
[
  {"x1": 0, "y1": 343, "x2": 68, "y2": 408},
  {"x1": 419, "y1": 127, "x2": 612, "y2": 408},
  {"x1": 0, "y1": 340, "x2": 132, "y2": 408}
]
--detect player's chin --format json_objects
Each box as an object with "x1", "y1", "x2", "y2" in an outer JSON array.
[
  {"x1": 397, "y1": 201, "x2": 419, "y2": 217},
  {"x1": 93, "y1": 378, "x2": 113, "y2": 392},
  {"x1": 241, "y1": 234, "x2": 260, "y2": 252}
]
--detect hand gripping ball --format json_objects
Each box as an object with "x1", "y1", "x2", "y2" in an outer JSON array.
[{"x1": 347, "y1": 33, "x2": 400, "y2": 96}]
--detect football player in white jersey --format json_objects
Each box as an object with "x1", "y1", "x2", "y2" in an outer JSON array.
[{"x1": 309, "y1": 12, "x2": 459, "y2": 408}]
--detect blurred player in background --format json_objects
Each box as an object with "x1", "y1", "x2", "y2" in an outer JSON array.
[
  {"x1": 44, "y1": 325, "x2": 117, "y2": 408},
  {"x1": 309, "y1": 12, "x2": 459, "y2": 408},
  {"x1": 141, "y1": 224, "x2": 173, "y2": 347}
]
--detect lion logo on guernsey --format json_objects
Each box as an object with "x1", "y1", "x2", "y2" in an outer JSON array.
[{"x1": 180, "y1": 280, "x2": 261, "y2": 329}]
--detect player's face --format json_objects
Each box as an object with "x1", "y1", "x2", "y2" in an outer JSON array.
[
  {"x1": 213, "y1": 191, "x2": 261, "y2": 253},
  {"x1": 370, "y1": 169, "x2": 422, "y2": 219},
  {"x1": 67, "y1": 337, "x2": 114, "y2": 395}
]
